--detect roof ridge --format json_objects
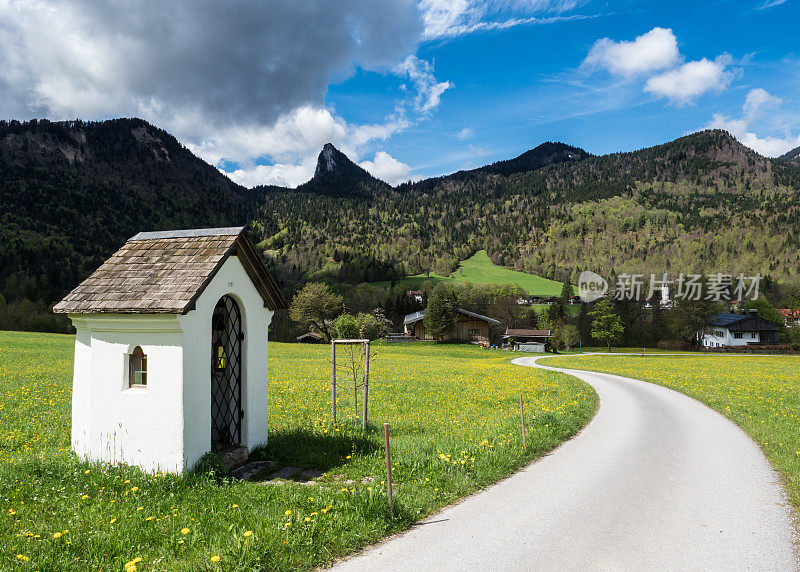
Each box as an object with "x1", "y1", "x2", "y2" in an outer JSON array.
[{"x1": 129, "y1": 227, "x2": 245, "y2": 241}]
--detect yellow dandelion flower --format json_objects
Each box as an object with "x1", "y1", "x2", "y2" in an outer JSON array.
[
  {"x1": 181, "y1": 528, "x2": 190, "y2": 534},
  {"x1": 53, "y1": 532, "x2": 63, "y2": 539},
  {"x1": 243, "y1": 530, "x2": 253, "y2": 537},
  {"x1": 210, "y1": 555, "x2": 221, "y2": 562}
]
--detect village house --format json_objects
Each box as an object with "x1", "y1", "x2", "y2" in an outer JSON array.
[
  {"x1": 502, "y1": 328, "x2": 552, "y2": 344},
  {"x1": 502, "y1": 328, "x2": 552, "y2": 352},
  {"x1": 406, "y1": 290, "x2": 424, "y2": 303},
  {"x1": 53, "y1": 227, "x2": 285, "y2": 473},
  {"x1": 702, "y1": 310, "x2": 781, "y2": 348},
  {"x1": 403, "y1": 308, "x2": 500, "y2": 342},
  {"x1": 296, "y1": 331, "x2": 324, "y2": 343},
  {"x1": 778, "y1": 308, "x2": 800, "y2": 327}
]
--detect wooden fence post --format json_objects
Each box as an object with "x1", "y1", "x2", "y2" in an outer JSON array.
[
  {"x1": 519, "y1": 393, "x2": 527, "y2": 450},
  {"x1": 384, "y1": 422, "x2": 393, "y2": 516},
  {"x1": 331, "y1": 342, "x2": 336, "y2": 423},
  {"x1": 362, "y1": 341, "x2": 370, "y2": 429}
]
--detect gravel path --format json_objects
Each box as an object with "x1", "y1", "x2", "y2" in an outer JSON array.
[{"x1": 331, "y1": 355, "x2": 797, "y2": 571}]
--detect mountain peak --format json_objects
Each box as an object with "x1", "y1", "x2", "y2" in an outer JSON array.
[
  {"x1": 298, "y1": 143, "x2": 389, "y2": 197},
  {"x1": 477, "y1": 141, "x2": 590, "y2": 176},
  {"x1": 315, "y1": 142, "x2": 346, "y2": 177}
]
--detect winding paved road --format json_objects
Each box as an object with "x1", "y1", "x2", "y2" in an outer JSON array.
[{"x1": 332, "y1": 355, "x2": 798, "y2": 571}]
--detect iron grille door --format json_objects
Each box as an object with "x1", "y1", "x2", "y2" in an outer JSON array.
[{"x1": 211, "y1": 295, "x2": 242, "y2": 450}]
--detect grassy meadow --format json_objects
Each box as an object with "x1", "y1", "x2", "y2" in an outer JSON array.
[
  {"x1": 540, "y1": 354, "x2": 800, "y2": 511},
  {"x1": 371, "y1": 250, "x2": 565, "y2": 296},
  {"x1": 0, "y1": 331, "x2": 596, "y2": 571}
]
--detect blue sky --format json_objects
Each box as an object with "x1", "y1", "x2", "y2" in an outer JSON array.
[
  {"x1": 0, "y1": 0, "x2": 797, "y2": 186},
  {"x1": 324, "y1": 0, "x2": 800, "y2": 182}
]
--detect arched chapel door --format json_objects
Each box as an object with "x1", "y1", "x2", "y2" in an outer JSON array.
[{"x1": 211, "y1": 295, "x2": 243, "y2": 450}]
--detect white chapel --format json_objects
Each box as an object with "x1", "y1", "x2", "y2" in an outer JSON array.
[{"x1": 54, "y1": 227, "x2": 285, "y2": 472}]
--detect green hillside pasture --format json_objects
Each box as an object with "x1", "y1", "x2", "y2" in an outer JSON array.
[
  {"x1": 373, "y1": 250, "x2": 565, "y2": 296},
  {"x1": 0, "y1": 332, "x2": 596, "y2": 571},
  {"x1": 540, "y1": 354, "x2": 800, "y2": 512}
]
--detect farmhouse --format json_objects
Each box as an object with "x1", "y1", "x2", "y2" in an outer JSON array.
[
  {"x1": 778, "y1": 308, "x2": 800, "y2": 327},
  {"x1": 502, "y1": 328, "x2": 552, "y2": 344},
  {"x1": 702, "y1": 311, "x2": 780, "y2": 348},
  {"x1": 296, "y1": 331, "x2": 324, "y2": 343},
  {"x1": 53, "y1": 227, "x2": 285, "y2": 473},
  {"x1": 403, "y1": 308, "x2": 500, "y2": 342}
]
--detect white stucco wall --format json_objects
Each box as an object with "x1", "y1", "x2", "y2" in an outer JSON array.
[
  {"x1": 179, "y1": 254, "x2": 273, "y2": 470},
  {"x1": 69, "y1": 314, "x2": 185, "y2": 472},
  {"x1": 68, "y1": 254, "x2": 273, "y2": 473},
  {"x1": 702, "y1": 328, "x2": 760, "y2": 347}
]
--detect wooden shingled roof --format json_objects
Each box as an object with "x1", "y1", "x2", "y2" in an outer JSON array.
[{"x1": 53, "y1": 227, "x2": 285, "y2": 314}]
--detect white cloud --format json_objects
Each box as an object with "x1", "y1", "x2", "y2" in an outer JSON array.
[
  {"x1": 456, "y1": 126, "x2": 475, "y2": 140},
  {"x1": 705, "y1": 88, "x2": 800, "y2": 157},
  {"x1": 225, "y1": 158, "x2": 319, "y2": 189},
  {"x1": 757, "y1": 0, "x2": 788, "y2": 9},
  {"x1": 582, "y1": 27, "x2": 734, "y2": 105},
  {"x1": 419, "y1": 0, "x2": 587, "y2": 39},
  {"x1": 645, "y1": 55, "x2": 732, "y2": 105},
  {"x1": 742, "y1": 87, "x2": 781, "y2": 118},
  {"x1": 359, "y1": 151, "x2": 415, "y2": 185},
  {"x1": 583, "y1": 27, "x2": 680, "y2": 77},
  {"x1": 195, "y1": 106, "x2": 409, "y2": 187},
  {"x1": 394, "y1": 55, "x2": 453, "y2": 113}
]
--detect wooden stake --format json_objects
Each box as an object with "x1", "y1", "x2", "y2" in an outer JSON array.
[
  {"x1": 362, "y1": 341, "x2": 370, "y2": 429},
  {"x1": 519, "y1": 393, "x2": 527, "y2": 450},
  {"x1": 384, "y1": 422, "x2": 393, "y2": 517},
  {"x1": 331, "y1": 342, "x2": 336, "y2": 423}
]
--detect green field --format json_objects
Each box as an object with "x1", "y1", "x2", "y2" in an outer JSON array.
[
  {"x1": 540, "y1": 354, "x2": 800, "y2": 512},
  {"x1": 0, "y1": 331, "x2": 596, "y2": 571},
  {"x1": 373, "y1": 250, "x2": 565, "y2": 296}
]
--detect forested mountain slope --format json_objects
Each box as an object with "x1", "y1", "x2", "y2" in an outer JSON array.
[
  {"x1": 0, "y1": 118, "x2": 265, "y2": 307},
  {"x1": 255, "y1": 130, "x2": 800, "y2": 286},
  {"x1": 2, "y1": 117, "x2": 799, "y2": 333}
]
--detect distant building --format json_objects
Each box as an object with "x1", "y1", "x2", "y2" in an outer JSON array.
[
  {"x1": 702, "y1": 311, "x2": 781, "y2": 348},
  {"x1": 502, "y1": 328, "x2": 552, "y2": 345},
  {"x1": 778, "y1": 309, "x2": 800, "y2": 327},
  {"x1": 296, "y1": 332, "x2": 324, "y2": 343},
  {"x1": 403, "y1": 308, "x2": 500, "y2": 342},
  {"x1": 407, "y1": 290, "x2": 423, "y2": 303}
]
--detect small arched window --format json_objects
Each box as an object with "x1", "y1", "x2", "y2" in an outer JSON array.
[{"x1": 129, "y1": 346, "x2": 147, "y2": 387}]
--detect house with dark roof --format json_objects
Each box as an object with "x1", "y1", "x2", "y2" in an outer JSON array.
[
  {"x1": 502, "y1": 328, "x2": 552, "y2": 344},
  {"x1": 296, "y1": 331, "x2": 324, "y2": 343},
  {"x1": 54, "y1": 227, "x2": 285, "y2": 473},
  {"x1": 702, "y1": 311, "x2": 781, "y2": 348},
  {"x1": 403, "y1": 308, "x2": 501, "y2": 342}
]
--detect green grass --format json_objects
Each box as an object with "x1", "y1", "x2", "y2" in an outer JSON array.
[
  {"x1": 0, "y1": 331, "x2": 596, "y2": 571},
  {"x1": 539, "y1": 353, "x2": 800, "y2": 512},
  {"x1": 372, "y1": 250, "x2": 565, "y2": 296}
]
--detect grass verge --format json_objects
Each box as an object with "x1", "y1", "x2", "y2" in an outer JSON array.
[
  {"x1": 539, "y1": 353, "x2": 800, "y2": 512},
  {"x1": 0, "y1": 332, "x2": 596, "y2": 570}
]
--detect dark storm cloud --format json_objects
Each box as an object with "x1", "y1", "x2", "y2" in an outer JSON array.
[{"x1": 0, "y1": 0, "x2": 422, "y2": 126}]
